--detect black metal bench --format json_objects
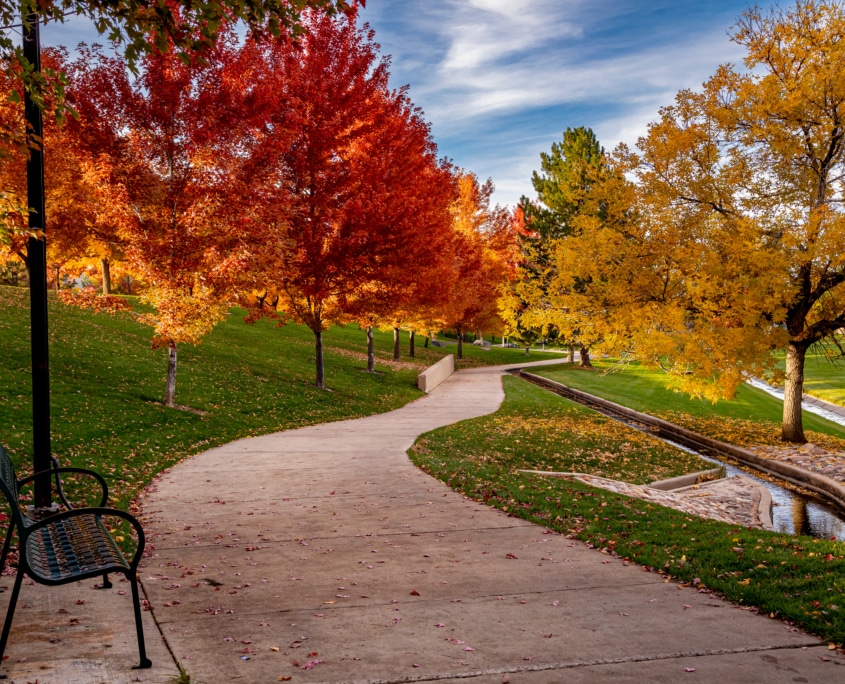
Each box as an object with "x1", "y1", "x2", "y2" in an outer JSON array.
[{"x1": 0, "y1": 444, "x2": 151, "y2": 676}]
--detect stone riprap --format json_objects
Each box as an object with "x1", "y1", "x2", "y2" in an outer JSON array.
[
  {"x1": 521, "y1": 472, "x2": 771, "y2": 529},
  {"x1": 753, "y1": 442, "x2": 845, "y2": 486}
]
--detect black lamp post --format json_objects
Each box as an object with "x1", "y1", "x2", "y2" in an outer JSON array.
[{"x1": 23, "y1": 13, "x2": 52, "y2": 509}]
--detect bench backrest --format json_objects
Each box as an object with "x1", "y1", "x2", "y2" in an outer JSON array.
[{"x1": 0, "y1": 445, "x2": 23, "y2": 527}]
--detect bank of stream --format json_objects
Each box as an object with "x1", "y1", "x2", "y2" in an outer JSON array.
[{"x1": 515, "y1": 370, "x2": 845, "y2": 540}]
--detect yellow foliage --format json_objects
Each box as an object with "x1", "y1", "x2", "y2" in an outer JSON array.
[{"x1": 517, "y1": 1, "x2": 845, "y2": 424}]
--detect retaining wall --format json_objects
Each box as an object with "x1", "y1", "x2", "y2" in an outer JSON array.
[
  {"x1": 417, "y1": 354, "x2": 455, "y2": 393},
  {"x1": 521, "y1": 371, "x2": 845, "y2": 514}
]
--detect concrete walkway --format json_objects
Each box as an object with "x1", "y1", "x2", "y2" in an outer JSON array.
[{"x1": 2, "y1": 360, "x2": 844, "y2": 682}]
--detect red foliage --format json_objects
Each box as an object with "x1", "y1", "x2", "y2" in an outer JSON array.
[{"x1": 248, "y1": 11, "x2": 456, "y2": 385}]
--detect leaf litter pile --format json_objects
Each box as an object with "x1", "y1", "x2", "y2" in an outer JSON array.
[{"x1": 409, "y1": 375, "x2": 845, "y2": 646}]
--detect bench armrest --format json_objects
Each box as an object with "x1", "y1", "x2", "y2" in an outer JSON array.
[
  {"x1": 18, "y1": 467, "x2": 109, "y2": 508},
  {"x1": 25, "y1": 507, "x2": 145, "y2": 568}
]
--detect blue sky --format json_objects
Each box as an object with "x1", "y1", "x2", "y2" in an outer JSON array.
[{"x1": 40, "y1": 0, "x2": 752, "y2": 208}]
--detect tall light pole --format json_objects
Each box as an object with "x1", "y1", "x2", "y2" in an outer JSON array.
[{"x1": 23, "y1": 12, "x2": 52, "y2": 509}]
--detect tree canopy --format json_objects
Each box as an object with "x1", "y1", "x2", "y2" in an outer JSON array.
[
  {"x1": 525, "y1": 1, "x2": 845, "y2": 442},
  {"x1": 514, "y1": 126, "x2": 607, "y2": 365}
]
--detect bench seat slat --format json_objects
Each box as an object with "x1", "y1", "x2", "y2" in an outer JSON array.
[{"x1": 26, "y1": 514, "x2": 130, "y2": 582}]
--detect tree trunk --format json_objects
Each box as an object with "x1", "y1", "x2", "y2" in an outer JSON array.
[
  {"x1": 53, "y1": 265, "x2": 60, "y2": 292},
  {"x1": 424, "y1": 335, "x2": 429, "y2": 348},
  {"x1": 568, "y1": 344, "x2": 576, "y2": 363},
  {"x1": 164, "y1": 343, "x2": 178, "y2": 407},
  {"x1": 125, "y1": 275, "x2": 132, "y2": 295},
  {"x1": 315, "y1": 328, "x2": 325, "y2": 389},
  {"x1": 525, "y1": 346, "x2": 530, "y2": 355},
  {"x1": 101, "y1": 257, "x2": 111, "y2": 295},
  {"x1": 782, "y1": 342, "x2": 807, "y2": 443},
  {"x1": 409, "y1": 330, "x2": 415, "y2": 358},
  {"x1": 366, "y1": 326, "x2": 375, "y2": 372},
  {"x1": 456, "y1": 327, "x2": 463, "y2": 360},
  {"x1": 393, "y1": 327, "x2": 401, "y2": 361},
  {"x1": 579, "y1": 345, "x2": 592, "y2": 367}
]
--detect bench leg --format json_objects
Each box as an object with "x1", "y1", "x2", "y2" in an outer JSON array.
[
  {"x1": 0, "y1": 569, "x2": 24, "y2": 679},
  {"x1": 0, "y1": 523, "x2": 15, "y2": 575},
  {"x1": 128, "y1": 573, "x2": 152, "y2": 669},
  {"x1": 100, "y1": 573, "x2": 112, "y2": 589}
]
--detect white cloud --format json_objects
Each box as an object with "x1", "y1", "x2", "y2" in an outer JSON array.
[
  {"x1": 363, "y1": 1, "x2": 748, "y2": 206},
  {"x1": 409, "y1": 13, "x2": 743, "y2": 130}
]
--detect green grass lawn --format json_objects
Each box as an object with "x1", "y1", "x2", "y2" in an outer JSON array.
[
  {"x1": 779, "y1": 348, "x2": 845, "y2": 408},
  {"x1": 409, "y1": 375, "x2": 845, "y2": 646},
  {"x1": 0, "y1": 284, "x2": 558, "y2": 510},
  {"x1": 530, "y1": 360, "x2": 845, "y2": 449}
]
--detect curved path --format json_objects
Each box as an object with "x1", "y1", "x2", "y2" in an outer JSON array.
[
  {"x1": 4, "y1": 360, "x2": 841, "y2": 682},
  {"x1": 136, "y1": 360, "x2": 844, "y2": 683}
]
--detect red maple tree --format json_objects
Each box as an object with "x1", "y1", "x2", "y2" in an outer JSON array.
[{"x1": 248, "y1": 10, "x2": 455, "y2": 388}]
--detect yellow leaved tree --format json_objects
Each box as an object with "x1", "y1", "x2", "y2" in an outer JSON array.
[{"x1": 542, "y1": 1, "x2": 845, "y2": 443}]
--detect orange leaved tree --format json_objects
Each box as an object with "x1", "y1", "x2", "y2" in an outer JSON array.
[
  {"x1": 442, "y1": 171, "x2": 515, "y2": 359},
  {"x1": 65, "y1": 35, "x2": 262, "y2": 406}
]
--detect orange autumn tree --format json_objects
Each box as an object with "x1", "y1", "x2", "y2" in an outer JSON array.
[
  {"x1": 442, "y1": 171, "x2": 514, "y2": 359},
  {"x1": 249, "y1": 10, "x2": 453, "y2": 388},
  {"x1": 0, "y1": 48, "x2": 97, "y2": 288},
  {"x1": 65, "y1": 35, "x2": 262, "y2": 407}
]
